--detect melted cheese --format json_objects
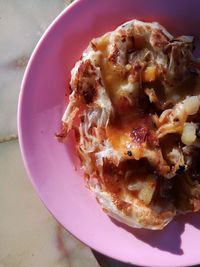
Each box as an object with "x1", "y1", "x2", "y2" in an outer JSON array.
[
  {"x1": 106, "y1": 124, "x2": 132, "y2": 156},
  {"x1": 101, "y1": 61, "x2": 126, "y2": 101}
]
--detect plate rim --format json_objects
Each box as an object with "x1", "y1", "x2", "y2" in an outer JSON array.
[{"x1": 17, "y1": 1, "x2": 200, "y2": 266}]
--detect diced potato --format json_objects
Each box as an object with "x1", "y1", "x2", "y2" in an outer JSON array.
[
  {"x1": 139, "y1": 186, "x2": 155, "y2": 205},
  {"x1": 128, "y1": 175, "x2": 156, "y2": 205},
  {"x1": 125, "y1": 64, "x2": 132, "y2": 71},
  {"x1": 142, "y1": 66, "x2": 157, "y2": 82},
  {"x1": 181, "y1": 122, "x2": 197, "y2": 145},
  {"x1": 183, "y1": 96, "x2": 200, "y2": 115}
]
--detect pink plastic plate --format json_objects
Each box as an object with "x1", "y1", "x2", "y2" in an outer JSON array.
[{"x1": 18, "y1": 0, "x2": 200, "y2": 266}]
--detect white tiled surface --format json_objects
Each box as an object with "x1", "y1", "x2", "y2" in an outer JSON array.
[{"x1": 0, "y1": 0, "x2": 70, "y2": 136}]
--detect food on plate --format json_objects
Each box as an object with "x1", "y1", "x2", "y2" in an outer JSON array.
[{"x1": 57, "y1": 19, "x2": 200, "y2": 229}]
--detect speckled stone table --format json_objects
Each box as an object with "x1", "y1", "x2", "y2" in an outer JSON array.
[{"x1": 0, "y1": 1, "x2": 135, "y2": 266}]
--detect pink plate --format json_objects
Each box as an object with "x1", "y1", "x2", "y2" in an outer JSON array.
[{"x1": 18, "y1": 0, "x2": 200, "y2": 266}]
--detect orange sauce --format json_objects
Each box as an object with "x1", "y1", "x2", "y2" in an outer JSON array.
[
  {"x1": 106, "y1": 123, "x2": 132, "y2": 155},
  {"x1": 106, "y1": 113, "x2": 155, "y2": 155},
  {"x1": 95, "y1": 33, "x2": 109, "y2": 57}
]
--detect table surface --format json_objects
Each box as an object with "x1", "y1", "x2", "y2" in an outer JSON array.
[{"x1": 0, "y1": 1, "x2": 135, "y2": 266}]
